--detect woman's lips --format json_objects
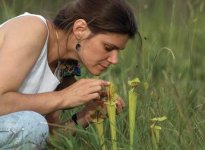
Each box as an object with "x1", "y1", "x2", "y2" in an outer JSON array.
[{"x1": 99, "y1": 64, "x2": 108, "y2": 70}]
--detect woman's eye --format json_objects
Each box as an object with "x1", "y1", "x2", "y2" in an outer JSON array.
[{"x1": 105, "y1": 46, "x2": 113, "y2": 51}]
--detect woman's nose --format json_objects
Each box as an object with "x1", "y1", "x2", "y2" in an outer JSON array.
[{"x1": 107, "y1": 50, "x2": 118, "y2": 64}]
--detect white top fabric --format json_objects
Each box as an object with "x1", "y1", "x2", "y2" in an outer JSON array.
[{"x1": 0, "y1": 12, "x2": 60, "y2": 94}]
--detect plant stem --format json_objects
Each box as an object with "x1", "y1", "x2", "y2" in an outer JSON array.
[{"x1": 105, "y1": 102, "x2": 117, "y2": 150}]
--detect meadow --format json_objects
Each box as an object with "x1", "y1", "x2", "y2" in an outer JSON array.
[{"x1": 1, "y1": 0, "x2": 205, "y2": 149}]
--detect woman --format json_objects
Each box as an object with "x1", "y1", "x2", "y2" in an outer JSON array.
[{"x1": 0, "y1": 0, "x2": 137, "y2": 149}]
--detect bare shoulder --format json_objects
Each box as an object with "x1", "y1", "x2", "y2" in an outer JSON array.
[
  {"x1": 0, "y1": 15, "x2": 49, "y2": 92},
  {"x1": 0, "y1": 15, "x2": 48, "y2": 53},
  {"x1": 2, "y1": 15, "x2": 48, "y2": 32},
  {"x1": 1, "y1": 15, "x2": 48, "y2": 45}
]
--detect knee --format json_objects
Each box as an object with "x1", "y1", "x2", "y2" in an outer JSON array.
[
  {"x1": 1, "y1": 111, "x2": 48, "y2": 134},
  {"x1": 17, "y1": 111, "x2": 49, "y2": 138},
  {"x1": 0, "y1": 111, "x2": 49, "y2": 148}
]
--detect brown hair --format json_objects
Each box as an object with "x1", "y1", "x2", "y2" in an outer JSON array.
[{"x1": 53, "y1": 0, "x2": 137, "y2": 38}]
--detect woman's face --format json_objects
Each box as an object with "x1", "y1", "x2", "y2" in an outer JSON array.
[{"x1": 78, "y1": 33, "x2": 129, "y2": 75}]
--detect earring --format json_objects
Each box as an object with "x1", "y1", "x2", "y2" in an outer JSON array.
[{"x1": 75, "y1": 42, "x2": 81, "y2": 51}]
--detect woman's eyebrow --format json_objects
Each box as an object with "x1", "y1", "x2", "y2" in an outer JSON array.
[{"x1": 104, "y1": 42, "x2": 125, "y2": 50}]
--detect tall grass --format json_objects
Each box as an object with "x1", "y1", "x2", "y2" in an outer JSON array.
[{"x1": 1, "y1": 0, "x2": 205, "y2": 149}]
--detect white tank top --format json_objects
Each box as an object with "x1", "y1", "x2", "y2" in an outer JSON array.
[{"x1": 0, "y1": 12, "x2": 60, "y2": 94}]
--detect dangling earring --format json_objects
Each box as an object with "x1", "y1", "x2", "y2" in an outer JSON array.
[{"x1": 75, "y1": 41, "x2": 81, "y2": 51}]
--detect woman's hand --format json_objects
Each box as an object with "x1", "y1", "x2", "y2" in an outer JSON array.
[
  {"x1": 58, "y1": 78, "x2": 110, "y2": 109},
  {"x1": 115, "y1": 96, "x2": 125, "y2": 114},
  {"x1": 77, "y1": 95, "x2": 126, "y2": 124},
  {"x1": 65, "y1": 95, "x2": 125, "y2": 130}
]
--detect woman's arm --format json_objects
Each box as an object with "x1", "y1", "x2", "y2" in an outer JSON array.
[
  {"x1": 46, "y1": 77, "x2": 125, "y2": 134},
  {"x1": 0, "y1": 15, "x2": 55, "y2": 115},
  {"x1": 0, "y1": 16, "x2": 109, "y2": 116},
  {"x1": 45, "y1": 76, "x2": 77, "y2": 130},
  {"x1": 46, "y1": 77, "x2": 99, "y2": 132}
]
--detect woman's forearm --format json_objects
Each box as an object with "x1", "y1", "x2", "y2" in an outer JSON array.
[{"x1": 0, "y1": 91, "x2": 63, "y2": 116}]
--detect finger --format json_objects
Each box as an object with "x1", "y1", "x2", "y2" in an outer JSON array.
[
  {"x1": 95, "y1": 99, "x2": 105, "y2": 107},
  {"x1": 85, "y1": 93, "x2": 101, "y2": 101},
  {"x1": 116, "y1": 97, "x2": 125, "y2": 108},
  {"x1": 100, "y1": 80, "x2": 110, "y2": 86},
  {"x1": 87, "y1": 80, "x2": 110, "y2": 88},
  {"x1": 99, "y1": 91, "x2": 107, "y2": 99},
  {"x1": 116, "y1": 102, "x2": 123, "y2": 114},
  {"x1": 86, "y1": 85, "x2": 102, "y2": 94},
  {"x1": 115, "y1": 98, "x2": 125, "y2": 114}
]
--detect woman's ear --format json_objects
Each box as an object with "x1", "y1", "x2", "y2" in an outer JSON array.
[{"x1": 72, "y1": 19, "x2": 91, "y2": 40}]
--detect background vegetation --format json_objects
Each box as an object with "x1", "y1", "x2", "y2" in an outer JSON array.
[{"x1": 1, "y1": 0, "x2": 205, "y2": 149}]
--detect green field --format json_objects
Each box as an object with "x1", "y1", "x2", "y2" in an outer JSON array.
[{"x1": 1, "y1": 0, "x2": 205, "y2": 149}]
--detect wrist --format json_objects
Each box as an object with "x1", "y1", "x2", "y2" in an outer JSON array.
[
  {"x1": 46, "y1": 91, "x2": 64, "y2": 112},
  {"x1": 55, "y1": 90, "x2": 71, "y2": 110}
]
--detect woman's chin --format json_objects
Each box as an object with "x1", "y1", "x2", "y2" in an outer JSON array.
[
  {"x1": 90, "y1": 71, "x2": 101, "y2": 76},
  {"x1": 89, "y1": 69, "x2": 103, "y2": 76}
]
